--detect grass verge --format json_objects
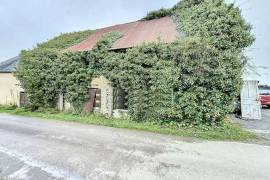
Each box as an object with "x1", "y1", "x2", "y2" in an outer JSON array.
[{"x1": 0, "y1": 106, "x2": 255, "y2": 141}]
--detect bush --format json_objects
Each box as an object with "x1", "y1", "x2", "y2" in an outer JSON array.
[
  {"x1": 16, "y1": 30, "x2": 94, "y2": 110},
  {"x1": 142, "y1": 8, "x2": 172, "y2": 20}
]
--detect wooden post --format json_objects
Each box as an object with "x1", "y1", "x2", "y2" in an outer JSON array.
[{"x1": 58, "y1": 94, "x2": 64, "y2": 111}]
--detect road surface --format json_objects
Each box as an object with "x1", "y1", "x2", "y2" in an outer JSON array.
[
  {"x1": 234, "y1": 108, "x2": 270, "y2": 141},
  {"x1": 0, "y1": 113, "x2": 270, "y2": 180}
]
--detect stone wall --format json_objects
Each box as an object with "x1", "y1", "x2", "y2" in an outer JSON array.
[{"x1": 91, "y1": 76, "x2": 114, "y2": 116}]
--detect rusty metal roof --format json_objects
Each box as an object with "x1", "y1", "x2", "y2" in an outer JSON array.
[{"x1": 68, "y1": 17, "x2": 178, "y2": 51}]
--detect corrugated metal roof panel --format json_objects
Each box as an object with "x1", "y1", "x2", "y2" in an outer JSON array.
[
  {"x1": 68, "y1": 17, "x2": 178, "y2": 51},
  {"x1": 0, "y1": 56, "x2": 19, "y2": 73}
]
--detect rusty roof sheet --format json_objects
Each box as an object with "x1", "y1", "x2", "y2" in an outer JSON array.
[{"x1": 68, "y1": 17, "x2": 178, "y2": 51}]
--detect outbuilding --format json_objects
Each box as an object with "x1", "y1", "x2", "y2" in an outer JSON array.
[{"x1": 0, "y1": 57, "x2": 25, "y2": 106}]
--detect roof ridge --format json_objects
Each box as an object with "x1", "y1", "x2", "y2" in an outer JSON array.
[{"x1": 94, "y1": 16, "x2": 170, "y2": 31}]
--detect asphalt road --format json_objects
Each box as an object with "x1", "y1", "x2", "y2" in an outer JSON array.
[
  {"x1": 0, "y1": 114, "x2": 270, "y2": 180},
  {"x1": 234, "y1": 108, "x2": 270, "y2": 140}
]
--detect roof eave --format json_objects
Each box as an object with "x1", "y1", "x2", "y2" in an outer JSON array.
[{"x1": 0, "y1": 71, "x2": 14, "y2": 73}]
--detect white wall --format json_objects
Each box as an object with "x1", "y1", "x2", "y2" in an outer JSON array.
[{"x1": 0, "y1": 72, "x2": 23, "y2": 105}]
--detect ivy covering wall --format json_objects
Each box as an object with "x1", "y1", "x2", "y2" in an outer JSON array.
[{"x1": 17, "y1": 0, "x2": 254, "y2": 125}]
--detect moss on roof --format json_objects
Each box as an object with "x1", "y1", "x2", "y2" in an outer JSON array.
[{"x1": 36, "y1": 30, "x2": 94, "y2": 50}]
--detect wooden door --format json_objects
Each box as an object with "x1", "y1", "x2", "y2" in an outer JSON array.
[{"x1": 83, "y1": 89, "x2": 97, "y2": 113}]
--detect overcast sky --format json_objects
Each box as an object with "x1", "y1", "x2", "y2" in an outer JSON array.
[{"x1": 0, "y1": 0, "x2": 269, "y2": 84}]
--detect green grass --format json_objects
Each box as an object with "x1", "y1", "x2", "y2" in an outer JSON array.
[{"x1": 0, "y1": 106, "x2": 256, "y2": 141}]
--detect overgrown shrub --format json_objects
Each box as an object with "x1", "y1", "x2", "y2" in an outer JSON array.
[
  {"x1": 172, "y1": 0, "x2": 254, "y2": 51},
  {"x1": 57, "y1": 52, "x2": 94, "y2": 109},
  {"x1": 37, "y1": 30, "x2": 94, "y2": 49},
  {"x1": 16, "y1": 30, "x2": 94, "y2": 110},
  {"x1": 17, "y1": 49, "x2": 59, "y2": 109},
  {"x1": 142, "y1": 8, "x2": 172, "y2": 20}
]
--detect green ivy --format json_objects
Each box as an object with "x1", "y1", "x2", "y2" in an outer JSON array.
[
  {"x1": 56, "y1": 52, "x2": 94, "y2": 109},
  {"x1": 172, "y1": 0, "x2": 254, "y2": 51},
  {"x1": 141, "y1": 8, "x2": 172, "y2": 20},
  {"x1": 17, "y1": 49, "x2": 59, "y2": 109},
  {"x1": 16, "y1": 30, "x2": 95, "y2": 110},
  {"x1": 37, "y1": 30, "x2": 94, "y2": 49}
]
